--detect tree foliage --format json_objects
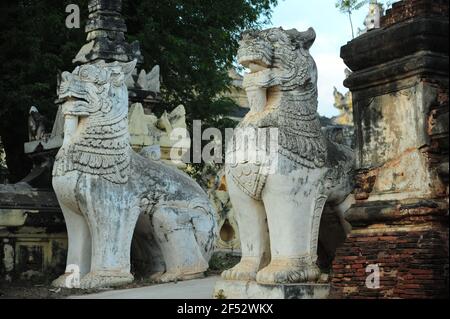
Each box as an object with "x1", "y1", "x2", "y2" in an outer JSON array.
[
  {"x1": 335, "y1": 0, "x2": 396, "y2": 38},
  {"x1": 335, "y1": 0, "x2": 369, "y2": 13},
  {"x1": 123, "y1": 0, "x2": 277, "y2": 124},
  {"x1": 0, "y1": 0, "x2": 277, "y2": 182},
  {"x1": 0, "y1": 0, "x2": 88, "y2": 181},
  {"x1": 335, "y1": 0, "x2": 369, "y2": 38}
]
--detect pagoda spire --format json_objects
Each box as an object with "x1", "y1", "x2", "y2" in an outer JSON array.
[{"x1": 74, "y1": 0, "x2": 143, "y2": 64}]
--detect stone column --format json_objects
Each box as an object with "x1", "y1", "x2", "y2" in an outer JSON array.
[{"x1": 330, "y1": 0, "x2": 449, "y2": 299}]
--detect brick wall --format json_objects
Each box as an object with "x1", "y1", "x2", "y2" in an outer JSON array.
[
  {"x1": 335, "y1": 0, "x2": 449, "y2": 299},
  {"x1": 381, "y1": 0, "x2": 449, "y2": 28},
  {"x1": 331, "y1": 222, "x2": 449, "y2": 299}
]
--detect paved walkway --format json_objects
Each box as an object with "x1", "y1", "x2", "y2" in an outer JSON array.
[{"x1": 70, "y1": 276, "x2": 219, "y2": 299}]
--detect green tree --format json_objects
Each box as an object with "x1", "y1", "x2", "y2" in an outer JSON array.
[
  {"x1": 0, "y1": 0, "x2": 277, "y2": 182},
  {"x1": 123, "y1": 0, "x2": 277, "y2": 124},
  {"x1": 0, "y1": 0, "x2": 88, "y2": 182},
  {"x1": 335, "y1": 0, "x2": 368, "y2": 39}
]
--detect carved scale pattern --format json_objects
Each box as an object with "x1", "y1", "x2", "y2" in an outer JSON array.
[{"x1": 73, "y1": 109, "x2": 130, "y2": 184}]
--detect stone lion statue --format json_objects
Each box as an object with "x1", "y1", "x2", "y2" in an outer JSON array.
[
  {"x1": 52, "y1": 60, "x2": 216, "y2": 289},
  {"x1": 223, "y1": 27, "x2": 354, "y2": 285}
]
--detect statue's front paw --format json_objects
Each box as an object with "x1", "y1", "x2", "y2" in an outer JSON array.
[
  {"x1": 79, "y1": 271, "x2": 134, "y2": 289},
  {"x1": 148, "y1": 271, "x2": 165, "y2": 282},
  {"x1": 51, "y1": 273, "x2": 73, "y2": 288},
  {"x1": 157, "y1": 272, "x2": 181, "y2": 283},
  {"x1": 221, "y1": 257, "x2": 260, "y2": 281},
  {"x1": 155, "y1": 271, "x2": 205, "y2": 283},
  {"x1": 256, "y1": 263, "x2": 320, "y2": 285}
]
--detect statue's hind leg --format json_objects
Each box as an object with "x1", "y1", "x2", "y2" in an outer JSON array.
[
  {"x1": 151, "y1": 206, "x2": 209, "y2": 283},
  {"x1": 221, "y1": 177, "x2": 270, "y2": 281},
  {"x1": 257, "y1": 172, "x2": 324, "y2": 284}
]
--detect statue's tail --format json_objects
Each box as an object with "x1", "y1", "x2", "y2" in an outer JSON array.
[{"x1": 189, "y1": 199, "x2": 218, "y2": 261}]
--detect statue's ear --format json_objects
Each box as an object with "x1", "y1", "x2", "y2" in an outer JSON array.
[
  {"x1": 121, "y1": 59, "x2": 137, "y2": 81},
  {"x1": 298, "y1": 27, "x2": 316, "y2": 50}
]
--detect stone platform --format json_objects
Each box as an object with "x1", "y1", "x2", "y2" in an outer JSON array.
[
  {"x1": 71, "y1": 276, "x2": 219, "y2": 299},
  {"x1": 213, "y1": 280, "x2": 330, "y2": 299}
]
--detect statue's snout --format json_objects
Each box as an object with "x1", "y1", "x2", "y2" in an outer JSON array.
[{"x1": 62, "y1": 71, "x2": 71, "y2": 81}]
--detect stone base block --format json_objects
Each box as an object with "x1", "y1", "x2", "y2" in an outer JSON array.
[{"x1": 213, "y1": 280, "x2": 330, "y2": 299}]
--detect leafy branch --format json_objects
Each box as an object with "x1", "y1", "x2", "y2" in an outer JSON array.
[{"x1": 335, "y1": 0, "x2": 369, "y2": 39}]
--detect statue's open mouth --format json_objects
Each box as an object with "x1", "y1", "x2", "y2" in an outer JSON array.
[
  {"x1": 247, "y1": 62, "x2": 269, "y2": 74},
  {"x1": 239, "y1": 59, "x2": 270, "y2": 74},
  {"x1": 238, "y1": 53, "x2": 271, "y2": 74},
  {"x1": 59, "y1": 91, "x2": 90, "y2": 116},
  {"x1": 60, "y1": 91, "x2": 89, "y2": 104}
]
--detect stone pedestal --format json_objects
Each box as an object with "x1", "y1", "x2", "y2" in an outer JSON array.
[
  {"x1": 331, "y1": 0, "x2": 449, "y2": 299},
  {"x1": 213, "y1": 280, "x2": 330, "y2": 299}
]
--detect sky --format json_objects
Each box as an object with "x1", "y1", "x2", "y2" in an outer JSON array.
[{"x1": 267, "y1": 0, "x2": 369, "y2": 117}]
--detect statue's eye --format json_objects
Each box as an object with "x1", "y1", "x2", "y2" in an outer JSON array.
[
  {"x1": 80, "y1": 68, "x2": 90, "y2": 79},
  {"x1": 80, "y1": 66, "x2": 97, "y2": 80}
]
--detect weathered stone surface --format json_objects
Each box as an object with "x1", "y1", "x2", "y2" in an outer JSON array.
[
  {"x1": 126, "y1": 68, "x2": 162, "y2": 110},
  {"x1": 213, "y1": 279, "x2": 330, "y2": 299},
  {"x1": 0, "y1": 185, "x2": 61, "y2": 212},
  {"x1": 128, "y1": 103, "x2": 189, "y2": 168},
  {"x1": 126, "y1": 65, "x2": 162, "y2": 111},
  {"x1": 52, "y1": 60, "x2": 216, "y2": 289},
  {"x1": 128, "y1": 103, "x2": 159, "y2": 148},
  {"x1": 221, "y1": 27, "x2": 355, "y2": 288},
  {"x1": 134, "y1": 65, "x2": 160, "y2": 93},
  {"x1": 341, "y1": 18, "x2": 448, "y2": 76}
]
